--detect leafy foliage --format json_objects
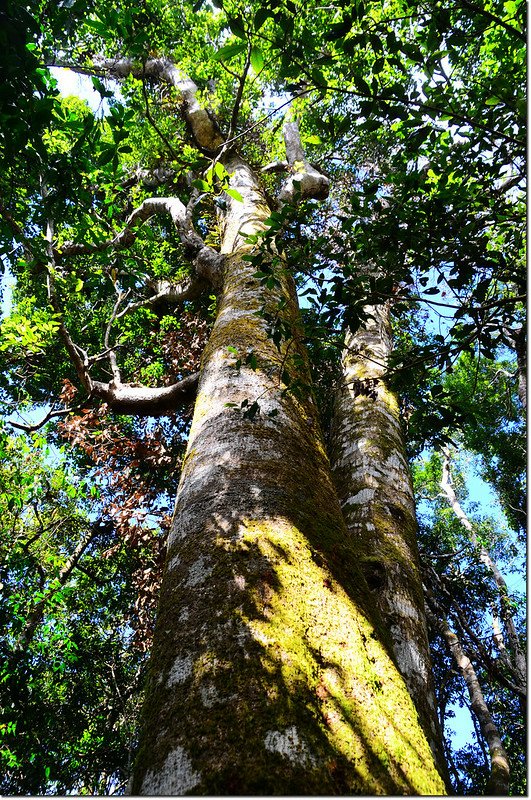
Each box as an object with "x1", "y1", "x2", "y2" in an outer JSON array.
[{"x1": 0, "y1": 0, "x2": 525, "y2": 793}]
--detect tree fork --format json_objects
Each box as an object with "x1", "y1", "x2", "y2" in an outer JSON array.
[{"x1": 129, "y1": 160, "x2": 446, "y2": 794}]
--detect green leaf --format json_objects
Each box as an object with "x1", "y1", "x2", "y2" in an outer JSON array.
[
  {"x1": 254, "y1": 8, "x2": 271, "y2": 30},
  {"x1": 324, "y1": 17, "x2": 353, "y2": 41},
  {"x1": 192, "y1": 179, "x2": 211, "y2": 192},
  {"x1": 228, "y1": 18, "x2": 246, "y2": 39},
  {"x1": 354, "y1": 76, "x2": 371, "y2": 95},
  {"x1": 212, "y1": 42, "x2": 247, "y2": 62},
  {"x1": 250, "y1": 47, "x2": 264, "y2": 73},
  {"x1": 213, "y1": 162, "x2": 228, "y2": 182},
  {"x1": 226, "y1": 188, "x2": 244, "y2": 202},
  {"x1": 98, "y1": 147, "x2": 115, "y2": 166},
  {"x1": 85, "y1": 17, "x2": 108, "y2": 35},
  {"x1": 311, "y1": 67, "x2": 327, "y2": 88}
]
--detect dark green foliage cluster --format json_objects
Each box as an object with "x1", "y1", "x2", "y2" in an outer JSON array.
[{"x1": 0, "y1": 431, "x2": 149, "y2": 794}]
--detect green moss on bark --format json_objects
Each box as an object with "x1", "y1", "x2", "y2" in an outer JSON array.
[{"x1": 131, "y1": 217, "x2": 446, "y2": 796}]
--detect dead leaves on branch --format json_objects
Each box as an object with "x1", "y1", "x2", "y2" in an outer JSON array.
[{"x1": 56, "y1": 312, "x2": 208, "y2": 650}]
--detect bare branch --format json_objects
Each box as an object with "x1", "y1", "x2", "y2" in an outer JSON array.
[
  {"x1": 104, "y1": 289, "x2": 129, "y2": 383},
  {"x1": 261, "y1": 160, "x2": 289, "y2": 174},
  {"x1": 6, "y1": 401, "x2": 87, "y2": 433},
  {"x1": 279, "y1": 119, "x2": 330, "y2": 203},
  {"x1": 227, "y1": 45, "x2": 252, "y2": 143},
  {"x1": 121, "y1": 165, "x2": 177, "y2": 189},
  {"x1": 115, "y1": 275, "x2": 208, "y2": 320},
  {"x1": 58, "y1": 196, "x2": 224, "y2": 285},
  {"x1": 91, "y1": 372, "x2": 199, "y2": 416}
]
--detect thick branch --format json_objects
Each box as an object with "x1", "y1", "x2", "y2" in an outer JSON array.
[
  {"x1": 52, "y1": 57, "x2": 224, "y2": 153},
  {"x1": 115, "y1": 275, "x2": 208, "y2": 320},
  {"x1": 121, "y1": 165, "x2": 177, "y2": 189},
  {"x1": 279, "y1": 120, "x2": 330, "y2": 203},
  {"x1": 58, "y1": 196, "x2": 224, "y2": 285},
  {"x1": 91, "y1": 372, "x2": 199, "y2": 416}
]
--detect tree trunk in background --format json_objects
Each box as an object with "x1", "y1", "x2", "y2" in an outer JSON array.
[
  {"x1": 129, "y1": 164, "x2": 447, "y2": 795},
  {"x1": 440, "y1": 448, "x2": 526, "y2": 695},
  {"x1": 329, "y1": 301, "x2": 448, "y2": 786},
  {"x1": 426, "y1": 605, "x2": 510, "y2": 796}
]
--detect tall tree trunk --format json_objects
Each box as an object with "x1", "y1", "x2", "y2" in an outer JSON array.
[
  {"x1": 129, "y1": 165, "x2": 447, "y2": 795},
  {"x1": 425, "y1": 603, "x2": 510, "y2": 796},
  {"x1": 440, "y1": 447, "x2": 526, "y2": 694},
  {"x1": 328, "y1": 301, "x2": 448, "y2": 785}
]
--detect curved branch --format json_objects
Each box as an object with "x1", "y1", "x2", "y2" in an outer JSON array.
[
  {"x1": 6, "y1": 401, "x2": 87, "y2": 434},
  {"x1": 91, "y1": 372, "x2": 199, "y2": 416},
  {"x1": 51, "y1": 57, "x2": 224, "y2": 153},
  {"x1": 58, "y1": 195, "x2": 224, "y2": 285},
  {"x1": 279, "y1": 119, "x2": 330, "y2": 203}
]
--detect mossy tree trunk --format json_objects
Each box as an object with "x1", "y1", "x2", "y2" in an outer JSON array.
[
  {"x1": 129, "y1": 162, "x2": 447, "y2": 794},
  {"x1": 329, "y1": 301, "x2": 449, "y2": 786}
]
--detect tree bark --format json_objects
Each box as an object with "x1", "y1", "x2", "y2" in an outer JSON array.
[
  {"x1": 129, "y1": 168, "x2": 447, "y2": 794},
  {"x1": 329, "y1": 302, "x2": 449, "y2": 786}
]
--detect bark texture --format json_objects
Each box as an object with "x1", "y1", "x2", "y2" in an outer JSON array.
[
  {"x1": 130, "y1": 168, "x2": 447, "y2": 795},
  {"x1": 329, "y1": 302, "x2": 448, "y2": 785}
]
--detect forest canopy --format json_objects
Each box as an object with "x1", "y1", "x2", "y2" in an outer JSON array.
[{"x1": 0, "y1": 0, "x2": 525, "y2": 795}]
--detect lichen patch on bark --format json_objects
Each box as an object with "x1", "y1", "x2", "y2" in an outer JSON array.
[
  {"x1": 139, "y1": 746, "x2": 201, "y2": 796},
  {"x1": 264, "y1": 726, "x2": 316, "y2": 767},
  {"x1": 166, "y1": 655, "x2": 194, "y2": 687},
  {"x1": 185, "y1": 555, "x2": 213, "y2": 587}
]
